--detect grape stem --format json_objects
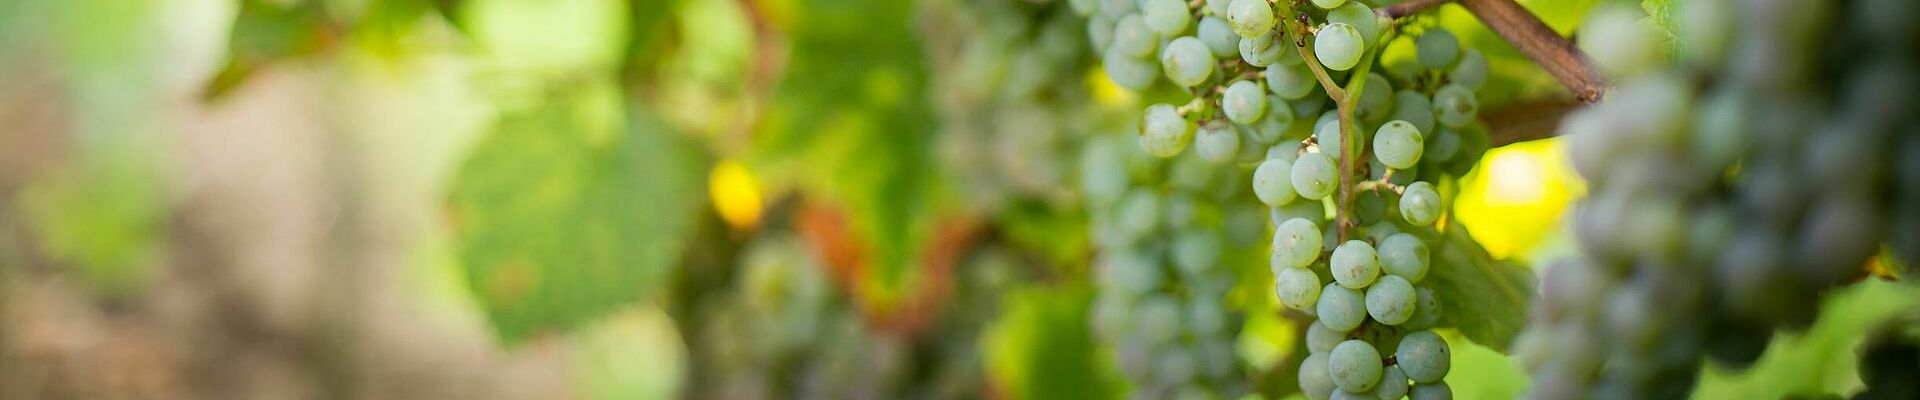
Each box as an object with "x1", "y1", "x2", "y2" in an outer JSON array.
[
  {"x1": 1456, "y1": 0, "x2": 1606, "y2": 102},
  {"x1": 1276, "y1": 2, "x2": 1347, "y2": 103},
  {"x1": 1377, "y1": 0, "x2": 1453, "y2": 19},
  {"x1": 1355, "y1": 178, "x2": 1407, "y2": 196}
]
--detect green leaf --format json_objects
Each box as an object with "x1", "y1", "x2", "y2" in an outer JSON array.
[
  {"x1": 448, "y1": 94, "x2": 707, "y2": 345},
  {"x1": 1694, "y1": 280, "x2": 1920, "y2": 398},
  {"x1": 1429, "y1": 223, "x2": 1537, "y2": 352},
  {"x1": 205, "y1": 0, "x2": 332, "y2": 101},
  {"x1": 981, "y1": 284, "x2": 1122, "y2": 400}
]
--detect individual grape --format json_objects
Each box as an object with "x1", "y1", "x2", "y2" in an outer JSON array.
[
  {"x1": 1399, "y1": 181, "x2": 1441, "y2": 225},
  {"x1": 1205, "y1": 0, "x2": 1232, "y2": 16},
  {"x1": 1576, "y1": 4, "x2": 1659, "y2": 78},
  {"x1": 1317, "y1": 283, "x2": 1367, "y2": 331},
  {"x1": 1195, "y1": 121, "x2": 1241, "y2": 163},
  {"x1": 1100, "y1": 0, "x2": 1138, "y2": 19},
  {"x1": 1301, "y1": 352, "x2": 1338, "y2": 400},
  {"x1": 1396, "y1": 331, "x2": 1450, "y2": 383},
  {"x1": 1409, "y1": 382, "x2": 1452, "y2": 400},
  {"x1": 1116, "y1": 189, "x2": 1161, "y2": 239},
  {"x1": 1240, "y1": 32, "x2": 1285, "y2": 67},
  {"x1": 1330, "y1": 240, "x2": 1380, "y2": 289},
  {"x1": 1251, "y1": 94, "x2": 1296, "y2": 142},
  {"x1": 1415, "y1": 29, "x2": 1459, "y2": 69},
  {"x1": 1069, "y1": 0, "x2": 1095, "y2": 15},
  {"x1": 1081, "y1": 137, "x2": 1129, "y2": 207},
  {"x1": 1376, "y1": 366, "x2": 1411, "y2": 400},
  {"x1": 1088, "y1": 15, "x2": 1117, "y2": 53},
  {"x1": 1448, "y1": 50, "x2": 1488, "y2": 89},
  {"x1": 1365, "y1": 275, "x2": 1416, "y2": 325},
  {"x1": 1268, "y1": 61, "x2": 1318, "y2": 99},
  {"x1": 1138, "y1": 294, "x2": 1184, "y2": 343},
  {"x1": 1389, "y1": 90, "x2": 1435, "y2": 135},
  {"x1": 1431, "y1": 84, "x2": 1477, "y2": 128},
  {"x1": 1292, "y1": 151, "x2": 1339, "y2": 200},
  {"x1": 1354, "y1": 73, "x2": 1394, "y2": 122},
  {"x1": 1307, "y1": 321, "x2": 1347, "y2": 354},
  {"x1": 1276, "y1": 267, "x2": 1323, "y2": 311},
  {"x1": 1197, "y1": 16, "x2": 1239, "y2": 57},
  {"x1": 1253, "y1": 158, "x2": 1297, "y2": 206},
  {"x1": 1273, "y1": 218, "x2": 1324, "y2": 269},
  {"x1": 1273, "y1": 198, "x2": 1327, "y2": 226},
  {"x1": 1226, "y1": 0, "x2": 1275, "y2": 38},
  {"x1": 1143, "y1": 0, "x2": 1192, "y2": 36},
  {"x1": 1312, "y1": 0, "x2": 1347, "y2": 9},
  {"x1": 1326, "y1": 2, "x2": 1379, "y2": 46},
  {"x1": 1423, "y1": 126, "x2": 1461, "y2": 165},
  {"x1": 1377, "y1": 233, "x2": 1429, "y2": 282},
  {"x1": 1113, "y1": 13, "x2": 1159, "y2": 58},
  {"x1": 1331, "y1": 389, "x2": 1375, "y2": 400},
  {"x1": 1329, "y1": 340, "x2": 1384, "y2": 392},
  {"x1": 1373, "y1": 120, "x2": 1424, "y2": 169},
  {"x1": 1223, "y1": 80, "x2": 1268, "y2": 124},
  {"x1": 1187, "y1": 296, "x2": 1227, "y2": 334},
  {"x1": 1313, "y1": 111, "x2": 1344, "y2": 160},
  {"x1": 1161, "y1": 37, "x2": 1217, "y2": 87},
  {"x1": 1140, "y1": 103, "x2": 1193, "y2": 157},
  {"x1": 1172, "y1": 230, "x2": 1223, "y2": 275},
  {"x1": 1101, "y1": 252, "x2": 1164, "y2": 294},
  {"x1": 1104, "y1": 47, "x2": 1160, "y2": 89},
  {"x1": 1314, "y1": 23, "x2": 1365, "y2": 71},
  {"x1": 1159, "y1": 347, "x2": 1197, "y2": 383}
]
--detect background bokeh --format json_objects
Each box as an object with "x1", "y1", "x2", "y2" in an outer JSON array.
[{"x1": 0, "y1": 0, "x2": 1912, "y2": 399}]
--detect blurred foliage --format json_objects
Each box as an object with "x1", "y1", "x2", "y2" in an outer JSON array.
[
  {"x1": 446, "y1": 91, "x2": 707, "y2": 344},
  {"x1": 982, "y1": 284, "x2": 1121, "y2": 400},
  {"x1": 1430, "y1": 223, "x2": 1537, "y2": 351}
]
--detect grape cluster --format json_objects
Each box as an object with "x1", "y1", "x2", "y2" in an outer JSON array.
[
  {"x1": 1083, "y1": 133, "x2": 1263, "y2": 399},
  {"x1": 1517, "y1": 1, "x2": 1920, "y2": 398},
  {"x1": 1073, "y1": 0, "x2": 1499, "y2": 398}
]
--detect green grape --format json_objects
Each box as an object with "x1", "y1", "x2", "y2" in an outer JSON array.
[
  {"x1": 1331, "y1": 389, "x2": 1375, "y2": 400},
  {"x1": 1253, "y1": 157, "x2": 1297, "y2": 206},
  {"x1": 1307, "y1": 321, "x2": 1346, "y2": 354},
  {"x1": 1188, "y1": 296, "x2": 1227, "y2": 334},
  {"x1": 1273, "y1": 197, "x2": 1327, "y2": 225},
  {"x1": 1195, "y1": 121, "x2": 1241, "y2": 163},
  {"x1": 1117, "y1": 189, "x2": 1162, "y2": 239},
  {"x1": 1223, "y1": 80, "x2": 1268, "y2": 124},
  {"x1": 1331, "y1": 240, "x2": 1380, "y2": 289},
  {"x1": 1172, "y1": 229, "x2": 1223, "y2": 275},
  {"x1": 1377, "y1": 233, "x2": 1429, "y2": 282},
  {"x1": 1069, "y1": 0, "x2": 1095, "y2": 15},
  {"x1": 1206, "y1": 0, "x2": 1232, "y2": 16},
  {"x1": 1273, "y1": 218, "x2": 1324, "y2": 268},
  {"x1": 1089, "y1": 15, "x2": 1117, "y2": 53},
  {"x1": 1318, "y1": 283, "x2": 1367, "y2": 331},
  {"x1": 1424, "y1": 126, "x2": 1461, "y2": 165},
  {"x1": 1140, "y1": 103, "x2": 1193, "y2": 157},
  {"x1": 1315, "y1": 23, "x2": 1366, "y2": 71},
  {"x1": 1377, "y1": 366, "x2": 1411, "y2": 400},
  {"x1": 1114, "y1": 13, "x2": 1159, "y2": 58},
  {"x1": 1268, "y1": 140, "x2": 1302, "y2": 162},
  {"x1": 1330, "y1": 340, "x2": 1385, "y2": 392},
  {"x1": 1389, "y1": 90, "x2": 1436, "y2": 135},
  {"x1": 1226, "y1": 0, "x2": 1275, "y2": 38},
  {"x1": 1301, "y1": 352, "x2": 1338, "y2": 400},
  {"x1": 1081, "y1": 137, "x2": 1129, "y2": 207},
  {"x1": 1576, "y1": 4, "x2": 1659, "y2": 78},
  {"x1": 1432, "y1": 84, "x2": 1477, "y2": 129},
  {"x1": 1268, "y1": 61, "x2": 1319, "y2": 99},
  {"x1": 1143, "y1": 0, "x2": 1192, "y2": 36},
  {"x1": 1104, "y1": 47, "x2": 1160, "y2": 90},
  {"x1": 1234, "y1": 124, "x2": 1272, "y2": 163},
  {"x1": 1415, "y1": 29, "x2": 1459, "y2": 69},
  {"x1": 1198, "y1": 16, "x2": 1240, "y2": 57},
  {"x1": 1409, "y1": 382, "x2": 1452, "y2": 400},
  {"x1": 1252, "y1": 94, "x2": 1296, "y2": 142},
  {"x1": 1326, "y1": 2, "x2": 1380, "y2": 46},
  {"x1": 1373, "y1": 120, "x2": 1424, "y2": 169},
  {"x1": 1139, "y1": 294, "x2": 1184, "y2": 343},
  {"x1": 1396, "y1": 330, "x2": 1450, "y2": 383},
  {"x1": 1276, "y1": 266, "x2": 1323, "y2": 311},
  {"x1": 1400, "y1": 181, "x2": 1441, "y2": 225},
  {"x1": 1159, "y1": 347, "x2": 1197, "y2": 383},
  {"x1": 1354, "y1": 73, "x2": 1394, "y2": 122},
  {"x1": 1100, "y1": 0, "x2": 1138, "y2": 19},
  {"x1": 1448, "y1": 49, "x2": 1488, "y2": 89},
  {"x1": 1240, "y1": 32, "x2": 1286, "y2": 67},
  {"x1": 1161, "y1": 36, "x2": 1218, "y2": 87},
  {"x1": 1313, "y1": 0, "x2": 1347, "y2": 10},
  {"x1": 1314, "y1": 111, "x2": 1344, "y2": 160},
  {"x1": 1365, "y1": 274, "x2": 1416, "y2": 325},
  {"x1": 1292, "y1": 151, "x2": 1339, "y2": 199},
  {"x1": 1100, "y1": 251, "x2": 1162, "y2": 294}
]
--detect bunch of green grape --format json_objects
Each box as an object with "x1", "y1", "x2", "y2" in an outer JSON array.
[
  {"x1": 1070, "y1": 0, "x2": 1500, "y2": 397},
  {"x1": 1517, "y1": 0, "x2": 1920, "y2": 398},
  {"x1": 1083, "y1": 132, "x2": 1266, "y2": 399}
]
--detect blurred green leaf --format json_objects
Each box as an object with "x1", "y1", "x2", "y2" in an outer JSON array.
[
  {"x1": 206, "y1": 0, "x2": 333, "y2": 100},
  {"x1": 448, "y1": 93, "x2": 708, "y2": 345},
  {"x1": 981, "y1": 284, "x2": 1121, "y2": 400},
  {"x1": 17, "y1": 158, "x2": 166, "y2": 299},
  {"x1": 1694, "y1": 280, "x2": 1920, "y2": 398},
  {"x1": 1430, "y1": 223, "x2": 1537, "y2": 352}
]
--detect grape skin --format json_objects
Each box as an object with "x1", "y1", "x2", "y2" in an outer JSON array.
[
  {"x1": 1331, "y1": 240, "x2": 1381, "y2": 289},
  {"x1": 1223, "y1": 80, "x2": 1268, "y2": 124},
  {"x1": 1253, "y1": 157, "x2": 1297, "y2": 206},
  {"x1": 1400, "y1": 181, "x2": 1441, "y2": 225},
  {"x1": 1195, "y1": 121, "x2": 1242, "y2": 163},
  {"x1": 1329, "y1": 339, "x2": 1384, "y2": 392},
  {"x1": 1292, "y1": 151, "x2": 1339, "y2": 199},
  {"x1": 1226, "y1": 0, "x2": 1275, "y2": 38},
  {"x1": 1317, "y1": 283, "x2": 1367, "y2": 331},
  {"x1": 1268, "y1": 61, "x2": 1319, "y2": 99},
  {"x1": 1273, "y1": 218, "x2": 1324, "y2": 269},
  {"x1": 1198, "y1": 16, "x2": 1240, "y2": 57},
  {"x1": 1142, "y1": 0, "x2": 1191, "y2": 36},
  {"x1": 1162, "y1": 37, "x2": 1218, "y2": 88},
  {"x1": 1432, "y1": 84, "x2": 1478, "y2": 129},
  {"x1": 1396, "y1": 330, "x2": 1451, "y2": 384},
  {"x1": 1113, "y1": 13, "x2": 1159, "y2": 58},
  {"x1": 1276, "y1": 267, "x2": 1323, "y2": 311},
  {"x1": 1377, "y1": 232, "x2": 1430, "y2": 282},
  {"x1": 1415, "y1": 29, "x2": 1459, "y2": 69},
  {"x1": 1314, "y1": 23, "x2": 1366, "y2": 71},
  {"x1": 1365, "y1": 274, "x2": 1416, "y2": 325},
  {"x1": 1376, "y1": 365, "x2": 1411, "y2": 400},
  {"x1": 1301, "y1": 352, "x2": 1338, "y2": 400},
  {"x1": 1373, "y1": 120, "x2": 1424, "y2": 169},
  {"x1": 1140, "y1": 103, "x2": 1193, "y2": 157},
  {"x1": 1307, "y1": 321, "x2": 1347, "y2": 354}
]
